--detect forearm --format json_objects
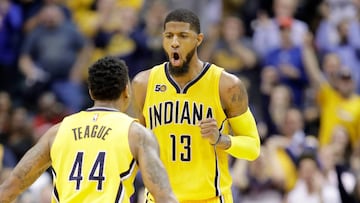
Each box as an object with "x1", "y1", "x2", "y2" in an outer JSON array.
[
  {"x1": 232, "y1": 44, "x2": 257, "y2": 68},
  {"x1": 140, "y1": 153, "x2": 178, "y2": 203},
  {"x1": 0, "y1": 175, "x2": 25, "y2": 203},
  {"x1": 0, "y1": 139, "x2": 51, "y2": 202},
  {"x1": 222, "y1": 108, "x2": 261, "y2": 160}
]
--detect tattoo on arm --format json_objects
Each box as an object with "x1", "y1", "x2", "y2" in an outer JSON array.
[
  {"x1": 226, "y1": 80, "x2": 248, "y2": 117},
  {"x1": 137, "y1": 129, "x2": 172, "y2": 199}
]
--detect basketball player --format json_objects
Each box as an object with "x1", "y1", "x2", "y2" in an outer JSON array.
[
  {"x1": 0, "y1": 57, "x2": 178, "y2": 203},
  {"x1": 132, "y1": 8, "x2": 261, "y2": 203}
]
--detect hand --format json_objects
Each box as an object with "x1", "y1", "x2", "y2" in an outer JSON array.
[
  {"x1": 25, "y1": 66, "x2": 49, "y2": 86},
  {"x1": 198, "y1": 118, "x2": 220, "y2": 145},
  {"x1": 279, "y1": 64, "x2": 300, "y2": 79}
]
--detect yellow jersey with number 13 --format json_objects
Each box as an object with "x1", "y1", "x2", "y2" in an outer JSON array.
[{"x1": 143, "y1": 62, "x2": 231, "y2": 201}]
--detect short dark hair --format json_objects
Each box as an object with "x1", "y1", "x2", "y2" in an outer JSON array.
[
  {"x1": 164, "y1": 8, "x2": 201, "y2": 33},
  {"x1": 88, "y1": 56, "x2": 129, "y2": 100}
]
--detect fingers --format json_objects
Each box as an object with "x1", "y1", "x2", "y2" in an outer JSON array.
[{"x1": 198, "y1": 118, "x2": 219, "y2": 144}]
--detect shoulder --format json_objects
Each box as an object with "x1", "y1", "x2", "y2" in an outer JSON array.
[
  {"x1": 129, "y1": 121, "x2": 150, "y2": 137},
  {"x1": 43, "y1": 123, "x2": 61, "y2": 148},
  {"x1": 132, "y1": 69, "x2": 152, "y2": 88},
  {"x1": 219, "y1": 70, "x2": 249, "y2": 117},
  {"x1": 219, "y1": 70, "x2": 245, "y2": 90},
  {"x1": 128, "y1": 121, "x2": 157, "y2": 158}
]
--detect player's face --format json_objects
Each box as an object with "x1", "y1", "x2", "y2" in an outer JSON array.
[{"x1": 163, "y1": 21, "x2": 200, "y2": 76}]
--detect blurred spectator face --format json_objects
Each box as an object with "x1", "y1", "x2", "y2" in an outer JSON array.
[
  {"x1": 248, "y1": 148, "x2": 267, "y2": 176},
  {"x1": 270, "y1": 85, "x2": 292, "y2": 107},
  {"x1": 278, "y1": 16, "x2": 293, "y2": 45},
  {"x1": 331, "y1": 125, "x2": 349, "y2": 147},
  {"x1": 281, "y1": 108, "x2": 304, "y2": 137},
  {"x1": 323, "y1": 53, "x2": 341, "y2": 80},
  {"x1": 334, "y1": 68, "x2": 355, "y2": 97},
  {"x1": 39, "y1": 5, "x2": 64, "y2": 28},
  {"x1": 96, "y1": 0, "x2": 116, "y2": 12},
  {"x1": 337, "y1": 19, "x2": 350, "y2": 43},
  {"x1": 298, "y1": 157, "x2": 319, "y2": 184},
  {"x1": 274, "y1": 0, "x2": 297, "y2": 17},
  {"x1": 330, "y1": 125, "x2": 350, "y2": 157},
  {"x1": 145, "y1": 0, "x2": 168, "y2": 29},
  {"x1": 319, "y1": 146, "x2": 335, "y2": 172},
  {"x1": 118, "y1": 7, "x2": 138, "y2": 34},
  {"x1": 279, "y1": 26, "x2": 292, "y2": 47},
  {"x1": 9, "y1": 107, "x2": 32, "y2": 135},
  {"x1": 0, "y1": 91, "x2": 11, "y2": 113},
  {"x1": 221, "y1": 16, "x2": 243, "y2": 43}
]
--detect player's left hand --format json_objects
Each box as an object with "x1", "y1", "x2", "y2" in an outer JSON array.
[{"x1": 198, "y1": 118, "x2": 220, "y2": 145}]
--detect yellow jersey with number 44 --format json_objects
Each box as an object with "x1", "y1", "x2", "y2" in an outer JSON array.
[
  {"x1": 143, "y1": 62, "x2": 231, "y2": 201},
  {"x1": 50, "y1": 108, "x2": 138, "y2": 203}
]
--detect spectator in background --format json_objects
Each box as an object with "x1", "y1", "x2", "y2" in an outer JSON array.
[
  {"x1": 252, "y1": 0, "x2": 309, "y2": 58},
  {"x1": 232, "y1": 146, "x2": 285, "y2": 203},
  {"x1": 322, "y1": 0, "x2": 358, "y2": 25},
  {"x1": 302, "y1": 35, "x2": 360, "y2": 150},
  {"x1": 264, "y1": 107, "x2": 312, "y2": 194},
  {"x1": 6, "y1": 107, "x2": 33, "y2": 162},
  {"x1": 0, "y1": 0, "x2": 23, "y2": 98},
  {"x1": 18, "y1": 4, "x2": 91, "y2": 113},
  {"x1": 199, "y1": 15, "x2": 262, "y2": 118},
  {"x1": 21, "y1": 0, "x2": 72, "y2": 34},
  {"x1": 353, "y1": 175, "x2": 360, "y2": 203},
  {"x1": 316, "y1": 16, "x2": 360, "y2": 93},
  {"x1": 32, "y1": 92, "x2": 67, "y2": 142},
  {"x1": 261, "y1": 16, "x2": 309, "y2": 109},
  {"x1": 285, "y1": 150, "x2": 339, "y2": 203},
  {"x1": 203, "y1": 15, "x2": 257, "y2": 77},
  {"x1": 260, "y1": 84, "x2": 293, "y2": 138},
  {"x1": 322, "y1": 131, "x2": 357, "y2": 203},
  {"x1": 129, "y1": 0, "x2": 169, "y2": 78},
  {"x1": 0, "y1": 91, "x2": 11, "y2": 143}
]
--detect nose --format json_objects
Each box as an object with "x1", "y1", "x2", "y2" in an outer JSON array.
[{"x1": 171, "y1": 36, "x2": 179, "y2": 48}]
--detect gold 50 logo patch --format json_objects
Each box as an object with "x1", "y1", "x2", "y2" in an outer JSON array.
[{"x1": 155, "y1": 84, "x2": 167, "y2": 92}]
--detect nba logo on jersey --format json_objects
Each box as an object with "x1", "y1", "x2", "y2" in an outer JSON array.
[
  {"x1": 93, "y1": 113, "x2": 99, "y2": 121},
  {"x1": 154, "y1": 84, "x2": 167, "y2": 92}
]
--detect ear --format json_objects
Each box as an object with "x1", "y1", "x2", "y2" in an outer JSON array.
[
  {"x1": 88, "y1": 89, "x2": 94, "y2": 100},
  {"x1": 124, "y1": 83, "x2": 130, "y2": 99},
  {"x1": 197, "y1": 33, "x2": 204, "y2": 46}
]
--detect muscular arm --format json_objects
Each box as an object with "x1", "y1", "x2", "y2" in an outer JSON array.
[
  {"x1": 0, "y1": 124, "x2": 58, "y2": 203},
  {"x1": 218, "y1": 72, "x2": 260, "y2": 160},
  {"x1": 131, "y1": 70, "x2": 151, "y2": 125},
  {"x1": 128, "y1": 122, "x2": 178, "y2": 203}
]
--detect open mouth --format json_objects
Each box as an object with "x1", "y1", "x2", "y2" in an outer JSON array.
[
  {"x1": 171, "y1": 52, "x2": 181, "y2": 66},
  {"x1": 173, "y1": 53, "x2": 180, "y2": 60}
]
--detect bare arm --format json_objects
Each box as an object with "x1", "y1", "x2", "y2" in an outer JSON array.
[
  {"x1": 231, "y1": 43, "x2": 257, "y2": 68},
  {"x1": 217, "y1": 72, "x2": 260, "y2": 159},
  {"x1": 199, "y1": 72, "x2": 260, "y2": 160},
  {"x1": 302, "y1": 34, "x2": 326, "y2": 89},
  {"x1": 131, "y1": 70, "x2": 151, "y2": 125},
  {"x1": 0, "y1": 124, "x2": 58, "y2": 203},
  {"x1": 128, "y1": 122, "x2": 178, "y2": 203}
]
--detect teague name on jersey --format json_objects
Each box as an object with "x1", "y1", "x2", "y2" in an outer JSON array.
[{"x1": 72, "y1": 125, "x2": 112, "y2": 141}]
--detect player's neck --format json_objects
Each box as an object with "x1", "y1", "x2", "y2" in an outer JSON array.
[{"x1": 93, "y1": 100, "x2": 120, "y2": 111}]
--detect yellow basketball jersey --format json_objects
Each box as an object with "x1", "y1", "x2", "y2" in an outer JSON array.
[
  {"x1": 50, "y1": 107, "x2": 138, "y2": 203},
  {"x1": 143, "y1": 62, "x2": 232, "y2": 201}
]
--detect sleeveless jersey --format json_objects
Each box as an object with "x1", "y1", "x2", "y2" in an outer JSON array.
[
  {"x1": 50, "y1": 107, "x2": 138, "y2": 203},
  {"x1": 143, "y1": 62, "x2": 232, "y2": 201}
]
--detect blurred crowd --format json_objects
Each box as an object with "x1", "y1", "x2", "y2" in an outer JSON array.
[{"x1": 1, "y1": 0, "x2": 360, "y2": 202}]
